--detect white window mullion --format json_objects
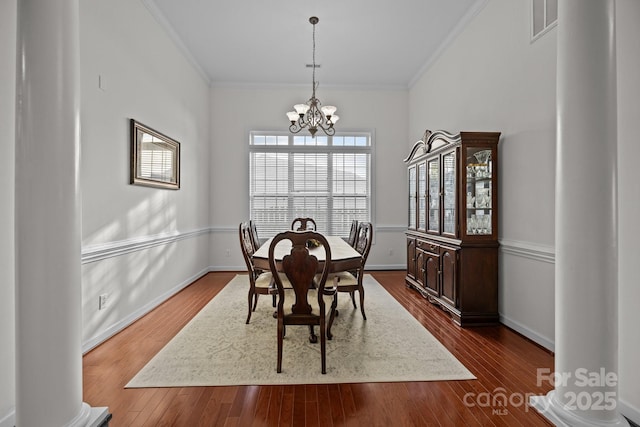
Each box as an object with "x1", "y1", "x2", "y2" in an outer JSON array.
[{"x1": 287, "y1": 135, "x2": 295, "y2": 224}]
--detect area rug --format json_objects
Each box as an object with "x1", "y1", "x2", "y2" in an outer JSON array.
[{"x1": 126, "y1": 274, "x2": 475, "y2": 387}]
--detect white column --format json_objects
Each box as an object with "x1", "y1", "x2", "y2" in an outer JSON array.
[
  {"x1": 15, "y1": 1, "x2": 109, "y2": 426},
  {"x1": 530, "y1": 1, "x2": 628, "y2": 426}
]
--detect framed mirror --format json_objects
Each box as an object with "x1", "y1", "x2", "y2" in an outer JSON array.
[{"x1": 130, "y1": 119, "x2": 180, "y2": 190}]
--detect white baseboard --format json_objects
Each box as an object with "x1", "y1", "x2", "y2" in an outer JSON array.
[
  {"x1": 499, "y1": 313, "x2": 555, "y2": 352},
  {"x1": 208, "y1": 265, "x2": 245, "y2": 272},
  {"x1": 82, "y1": 266, "x2": 210, "y2": 353},
  {"x1": 0, "y1": 410, "x2": 14, "y2": 427},
  {"x1": 366, "y1": 264, "x2": 406, "y2": 270},
  {"x1": 620, "y1": 398, "x2": 640, "y2": 426}
]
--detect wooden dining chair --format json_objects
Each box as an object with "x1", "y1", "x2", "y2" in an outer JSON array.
[
  {"x1": 346, "y1": 219, "x2": 358, "y2": 247},
  {"x1": 291, "y1": 217, "x2": 317, "y2": 231},
  {"x1": 239, "y1": 221, "x2": 287, "y2": 324},
  {"x1": 324, "y1": 222, "x2": 373, "y2": 338},
  {"x1": 268, "y1": 230, "x2": 333, "y2": 374}
]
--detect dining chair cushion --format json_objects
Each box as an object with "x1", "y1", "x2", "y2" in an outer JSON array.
[
  {"x1": 316, "y1": 271, "x2": 358, "y2": 288},
  {"x1": 255, "y1": 272, "x2": 292, "y2": 289},
  {"x1": 254, "y1": 272, "x2": 273, "y2": 288}
]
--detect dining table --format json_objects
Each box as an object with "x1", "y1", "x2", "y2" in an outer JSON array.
[{"x1": 252, "y1": 235, "x2": 362, "y2": 274}]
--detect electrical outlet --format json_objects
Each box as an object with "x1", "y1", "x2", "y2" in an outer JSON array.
[{"x1": 99, "y1": 293, "x2": 108, "y2": 310}]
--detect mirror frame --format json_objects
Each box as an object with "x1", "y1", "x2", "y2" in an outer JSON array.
[{"x1": 130, "y1": 119, "x2": 180, "y2": 190}]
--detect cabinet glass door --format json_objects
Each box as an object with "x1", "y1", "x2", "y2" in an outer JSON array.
[
  {"x1": 408, "y1": 166, "x2": 417, "y2": 229},
  {"x1": 442, "y1": 151, "x2": 456, "y2": 236},
  {"x1": 417, "y1": 162, "x2": 426, "y2": 230},
  {"x1": 427, "y1": 158, "x2": 440, "y2": 233},
  {"x1": 465, "y1": 147, "x2": 493, "y2": 236}
]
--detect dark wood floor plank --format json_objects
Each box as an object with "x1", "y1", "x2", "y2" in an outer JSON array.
[
  {"x1": 279, "y1": 385, "x2": 295, "y2": 427},
  {"x1": 292, "y1": 384, "x2": 307, "y2": 427},
  {"x1": 264, "y1": 386, "x2": 283, "y2": 427},
  {"x1": 325, "y1": 383, "x2": 346, "y2": 425},
  {"x1": 83, "y1": 271, "x2": 554, "y2": 426}
]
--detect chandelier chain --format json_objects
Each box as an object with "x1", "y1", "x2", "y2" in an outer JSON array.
[{"x1": 312, "y1": 19, "x2": 316, "y2": 97}]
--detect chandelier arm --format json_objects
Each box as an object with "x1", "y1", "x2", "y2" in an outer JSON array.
[
  {"x1": 289, "y1": 122, "x2": 303, "y2": 134},
  {"x1": 315, "y1": 119, "x2": 335, "y2": 133}
]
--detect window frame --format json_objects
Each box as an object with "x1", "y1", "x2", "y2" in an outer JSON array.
[{"x1": 248, "y1": 130, "x2": 375, "y2": 239}]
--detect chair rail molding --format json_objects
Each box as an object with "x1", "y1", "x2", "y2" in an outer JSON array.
[
  {"x1": 499, "y1": 238, "x2": 555, "y2": 264},
  {"x1": 81, "y1": 227, "x2": 212, "y2": 264}
]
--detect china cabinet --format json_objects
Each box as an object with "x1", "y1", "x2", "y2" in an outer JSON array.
[{"x1": 404, "y1": 130, "x2": 500, "y2": 326}]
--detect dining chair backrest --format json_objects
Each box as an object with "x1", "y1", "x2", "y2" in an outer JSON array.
[
  {"x1": 354, "y1": 222, "x2": 373, "y2": 266},
  {"x1": 249, "y1": 220, "x2": 261, "y2": 249},
  {"x1": 269, "y1": 230, "x2": 332, "y2": 374},
  {"x1": 347, "y1": 220, "x2": 359, "y2": 247},
  {"x1": 291, "y1": 217, "x2": 317, "y2": 231},
  {"x1": 239, "y1": 221, "x2": 256, "y2": 273}
]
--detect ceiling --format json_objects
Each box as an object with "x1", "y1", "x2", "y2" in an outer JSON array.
[{"x1": 144, "y1": 0, "x2": 485, "y2": 89}]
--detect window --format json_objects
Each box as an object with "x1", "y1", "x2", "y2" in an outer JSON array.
[
  {"x1": 531, "y1": 0, "x2": 557, "y2": 41},
  {"x1": 249, "y1": 132, "x2": 372, "y2": 239}
]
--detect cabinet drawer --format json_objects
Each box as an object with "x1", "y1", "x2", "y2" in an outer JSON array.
[{"x1": 417, "y1": 240, "x2": 439, "y2": 254}]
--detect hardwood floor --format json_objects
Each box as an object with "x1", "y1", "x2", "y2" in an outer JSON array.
[{"x1": 83, "y1": 271, "x2": 554, "y2": 426}]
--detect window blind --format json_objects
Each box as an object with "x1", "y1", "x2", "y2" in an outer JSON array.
[{"x1": 249, "y1": 132, "x2": 372, "y2": 239}]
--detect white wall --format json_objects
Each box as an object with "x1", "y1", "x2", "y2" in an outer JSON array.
[
  {"x1": 0, "y1": 1, "x2": 16, "y2": 425},
  {"x1": 79, "y1": 0, "x2": 211, "y2": 349},
  {"x1": 208, "y1": 85, "x2": 409, "y2": 270},
  {"x1": 409, "y1": 0, "x2": 557, "y2": 347},
  {"x1": 616, "y1": 0, "x2": 640, "y2": 422}
]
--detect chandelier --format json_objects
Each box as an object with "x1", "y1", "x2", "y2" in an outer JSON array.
[{"x1": 286, "y1": 16, "x2": 339, "y2": 137}]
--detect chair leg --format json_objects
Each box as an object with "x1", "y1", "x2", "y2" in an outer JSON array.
[
  {"x1": 277, "y1": 322, "x2": 284, "y2": 373},
  {"x1": 359, "y1": 285, "x2": 366, "y2": 320},
  {"x1": 246, "y1": 289, "x2": 255, "y2": 324},
  {"x1": 320, "y1": 319, "x2": 327, "y2": 374},
  {"x1": 308, "y1": 325, "x2": 317, "y2": 343},
  {"x1": 272, "y1": 293, "x2": 276, "y2": 307},
  {"x1": 327, "y1": 293, "x2": 338, "y2": 340},
  {"x1": 349, "y1": 291, "x2": 357, "y2": 309},
  {"x1": 252, "y1": 293, "x2": 260, "y2": 311}
]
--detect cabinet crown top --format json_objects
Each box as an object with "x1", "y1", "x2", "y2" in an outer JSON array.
[{"x1": 403, "y1": 130, "x2": 501, "y2": 163}]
